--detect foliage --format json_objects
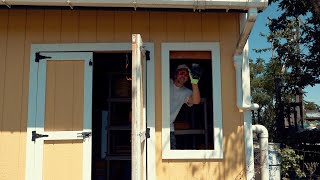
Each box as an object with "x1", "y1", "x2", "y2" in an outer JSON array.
[
  {"x1": 250, "y1": 58, "x2": 277, "y2": 140},
  {"x1": 278, "y1": 146, "x2": 306, "y2": 178},
  {"x1": 251, "y1": 0, "x2": 320, "y2": 140},
  {"x1": 304, "y1": 162, "x2": 319, "y2": 179},
  {"x1": 304, "y1": 101, "x2": 320, "y2": 111},
  {"x1": 267, "y1": 0, "x2": 320, "y2": 91}
]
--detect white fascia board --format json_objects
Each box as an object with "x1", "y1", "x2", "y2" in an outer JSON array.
[{"x1": 4, "y1": 0, "x2": 268, "y2": 10}]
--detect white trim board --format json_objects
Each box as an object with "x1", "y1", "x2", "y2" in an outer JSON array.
[
  {"x1": 161, "y1": 42, "x2": 223, "y2": 159},
  {"x1": 25, "y1": 43, "x2": 156, "y2": 180},
  {"x1": 4, "y1": 0, "x2": 268, "y2": 10}
]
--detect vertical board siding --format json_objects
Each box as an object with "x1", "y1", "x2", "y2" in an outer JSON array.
[
  {"x1": 166, "y1": 12, "x2": 185, "y2": 41},
  {"x1": 201, "y1": 13, "x2": 220, "y2": 41},
  {"x1": 0, "y1": 9, "x2": 27, "y2": 180},
  {"x1": 184, "y1": 12, "x2": 202, "y2": 41},
  {"x1": 43, "y1": 60, "x2": 84, "y2": 180},
  {"x1": 0, "y1": 9, "x2": 245, "y2": 180},
  {"x1": 0, "y1": 9, "x2": 9, "y2": 133},
  {"x1": 43, "y1": 140, "x2": 83, "y2": 180},
  {"x1": 3, "y1": 9, "x2": 26, "y2": 132},
  {"x1": 61, "y1": 10, "x2": 79, "y2": 43},
  {"x1": 132, "y1": 11, "x2": 150, "y2": 42},
  {"x1": 97, "y1": 11, "x2": 115, "y2": 42},
  {"x1": 79, "y1": 10, "x2": 97, "y2": 42},
  {"x1": 114, "y1": 11, "x2": 132, "y2": 41},
  {"x1": 45, "y1": 61, "x2": 84, "y2": 131},
  {"x1": 43, "y1": 10, "x2": 62, "y2": 43},
  {"x1": 72, "y1": 61, "x2": 85, "y2": 131},
  {"x1": 219, "y1": 13, "x2": 245, "y2": 180}
]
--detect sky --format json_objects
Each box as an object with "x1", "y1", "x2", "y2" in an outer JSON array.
[{"x1": 248, "y1": 3, "x2": 320, "y2": 106}]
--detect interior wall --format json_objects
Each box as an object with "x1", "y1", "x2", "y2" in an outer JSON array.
[{"x1": 0, "y1": 8, "x2": 245, "y2": 180}]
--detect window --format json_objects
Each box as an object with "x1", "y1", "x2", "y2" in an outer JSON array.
[{"x1": 161, "y1": 43, "x2": 223, "y2": 159}]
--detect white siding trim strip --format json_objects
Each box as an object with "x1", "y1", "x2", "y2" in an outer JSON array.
[
  {"x1": 145, "y1": 43, "x2": 156, "y2": 180},
  {"x1": 25, "y1": 49, "x2": 38, "y2": 180},
  {"x1": 34, "y1": 59, "x2": 47, "y2": 180},
  {"x1": 83, "y1": 53, "x2": 93, "y2": 180}
]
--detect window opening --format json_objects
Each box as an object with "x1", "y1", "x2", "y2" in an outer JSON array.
[{"x1": 170, "y1": 51, "x2": 214, "y2": 150}]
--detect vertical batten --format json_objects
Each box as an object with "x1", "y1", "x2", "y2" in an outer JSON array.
[
  {"x1": 3, "y1": 9, "x2": 26, "y2": 131},
  {"x1": 114, "y1": 11, "x2": 132, "y2": 41},
  {"x1": 1, "y1": 9, "x2": 27, "y2": 180},
  {"x1": 61, "y1": 10, "x2": 79, "y2": 43},
  {"x1": 43, "y1": 10, "x2": 62, "y2": 43},
  {"x1": 184, "y1": 12, "x2": 202, "y2": 41},
  {"x1": 97, "y1": 11, "x2": 115, "y2": 42},
  {"x1": 166, "y1": 12, "x2": 184, "y2": 41},
  {"x1": 202, "y1": 12, "x2": 220, "y2": 42},
  {"x1": 0, "y1": 9, "x2": 9, "y2": 132},
  {"x1": 132, "y1": 11, "x2": 150, "y2": 42},
  {"x1": 79, "y1": 10, "x2": 97, "y2": 42}
]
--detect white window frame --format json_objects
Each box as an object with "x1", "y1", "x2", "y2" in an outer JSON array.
[{"x1": 161, "y1": 42, "x2": 223, "y2": 159}]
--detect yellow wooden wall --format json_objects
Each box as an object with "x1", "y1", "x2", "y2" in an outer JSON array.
[{"x1": 0, "y1": 9, "x2": 245, "y2": 180}]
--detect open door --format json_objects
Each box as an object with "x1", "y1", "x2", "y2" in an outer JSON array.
[
  {"x1": 26, "y1": 52, "x2": 93, "y2": 180},
  {"x1": 131, "y1": 34, "x2": 147, "y2": 180}
]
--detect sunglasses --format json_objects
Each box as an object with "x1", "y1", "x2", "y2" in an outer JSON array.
[{"x1": 177, "y1": 70, "x2": 189, "y2": 76}]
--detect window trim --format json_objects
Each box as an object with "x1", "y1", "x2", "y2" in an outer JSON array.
[{"x1": 161, "y1": 42, "x2": 223, "y2": 159}]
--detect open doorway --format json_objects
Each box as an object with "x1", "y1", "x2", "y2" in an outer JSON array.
[{"x1": 91, "y1": 52, "x2": 132, "y2": 180}]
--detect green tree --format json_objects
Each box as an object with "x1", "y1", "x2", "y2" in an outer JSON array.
[
  {"x1": 267, "y1": 0, "x2": 320, "y2": 92},
  {"x1": 304, "y1": 101, "x2": 320, "y2": 111},
  {"x1": 250, "y1": 58, "x2": 278, "y2": 140},
  {"x1": 252, "y1": 0, "x2": 320, "y2": 140}
]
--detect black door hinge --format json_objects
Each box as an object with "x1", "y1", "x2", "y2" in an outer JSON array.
[
  {"x1": 79, "y1": 131, "x2": 92, "y2": 139},
  {"x1": 35, "y1": 52, "x2": 51, "y2": 62},
  {"x1": 146, "y1": 128, "x2": 150, "y2": 139},
  {"x1": 89, "y1": 60, "x2": 93, "y2": 66},
  {"x1": 146, "y1": 50, "x2": 150, "y2": 61},
  {"x1": 32, "y1": 131, "x2": 49, "y2": 141}
]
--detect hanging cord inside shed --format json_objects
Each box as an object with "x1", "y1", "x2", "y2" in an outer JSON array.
[{"x1": 125, "y1": 53, "x2": 132, "y2": 81}]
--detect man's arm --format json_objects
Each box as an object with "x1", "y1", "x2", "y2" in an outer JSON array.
[
  {"x1": 187, "y1": 66, "x2": 201, "y2": 105},
  {"x1": 187, "y1": 84, "x2": 201, "y2": 104}
]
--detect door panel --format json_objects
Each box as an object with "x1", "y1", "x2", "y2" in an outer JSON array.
[
  {"x1": 45, "y1": 60, "x2": 84, "y2": 131},
  {"x1": 132, "y1": 34, "x2": 147, "y2": 180},
  {"x1": 26, "y1": 52, "x2": 92, "y2": 180},
  {"x1": 43, "y1": 140, "x2": 83, "y2": 180}
]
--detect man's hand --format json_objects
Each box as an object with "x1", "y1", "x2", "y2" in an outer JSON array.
[
  {"x1": 189, "y1": 71, "x2": 199, "y2": 84},
  {"x1": 189, "y1": 63, "x2": 201, "y2": 84}
]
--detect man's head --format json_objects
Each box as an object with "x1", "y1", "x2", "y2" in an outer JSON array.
[{"x1": 173, "y1": 64, "x2": 189, "y2": 87}]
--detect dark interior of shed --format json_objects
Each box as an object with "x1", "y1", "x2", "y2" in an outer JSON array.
[{"x1": 90, "y1": 51, "x2": 215, "y2": 179}]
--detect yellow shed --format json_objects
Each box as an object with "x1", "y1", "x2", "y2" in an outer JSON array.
[{"x1": 0, "y1": 1, "x2": 268, "y2": 180}]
